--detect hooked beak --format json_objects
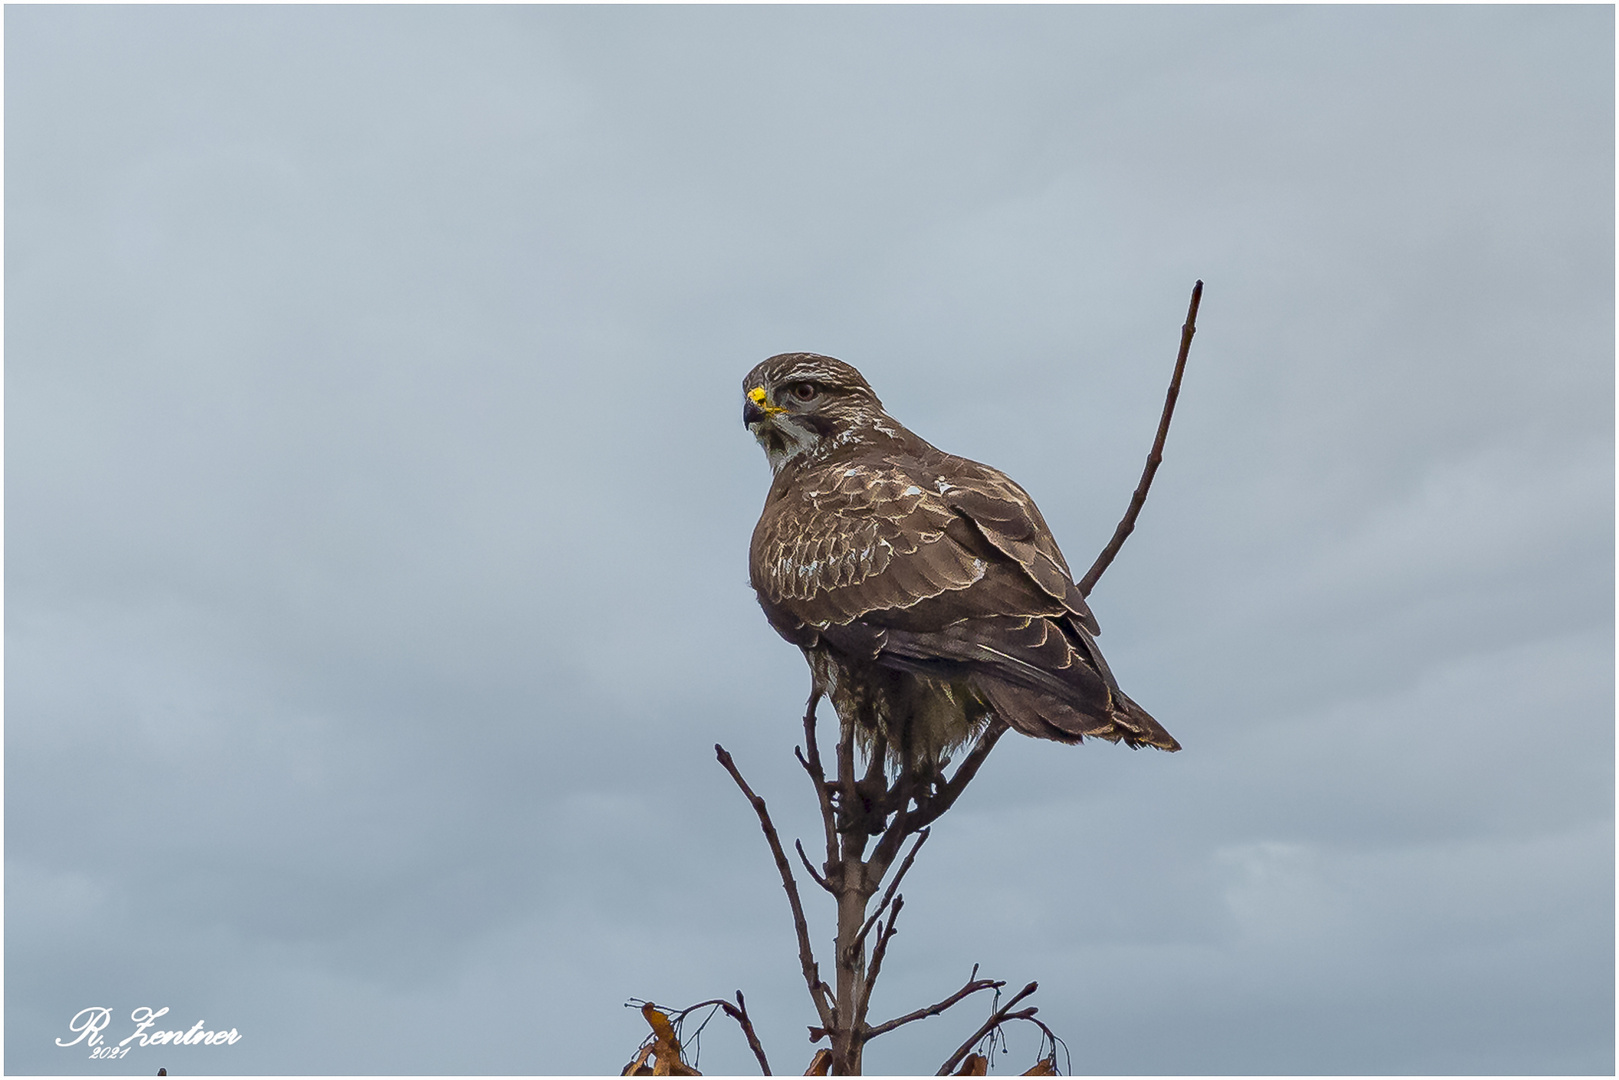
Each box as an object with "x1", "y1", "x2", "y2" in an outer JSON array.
[{"x1": 743, "y1": 385, "x2": 782, "y2": 427}]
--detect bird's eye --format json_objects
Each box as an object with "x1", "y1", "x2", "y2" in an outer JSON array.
[{"x1": 792, "y1": 382, "x2": 817, "y2": 401}]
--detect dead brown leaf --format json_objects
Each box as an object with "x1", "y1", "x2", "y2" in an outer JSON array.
[
  {"x1": 621, "y1": 1042, "x2": 656, "y2": 1076},
  {"x1": 627, "y1": 1003, "x2": 702, "y2": 1077}
]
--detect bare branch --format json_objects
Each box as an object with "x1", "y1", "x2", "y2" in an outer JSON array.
[
  {"x1": 733, "y1": 991, "x2": 772, "y2": 1076},
  {"x1": 1078, "y1": 279, "x2": 1203, "y2": 597},
  {"x1": 935, "y1": 981, "x2": 1040, "y2": 1076},
  {"x1": 865, "y1": 964, "x2": 1005, "y2": 1041},
  {"x1": 715, "y1": 744, "x2": 836, "y2": 1029},
  {"x1": 795, "y1": 839, "x2": 832, "y2": 893},
  {"x1": 796, "y1": 691, "x2": 842, "y2": 869}
]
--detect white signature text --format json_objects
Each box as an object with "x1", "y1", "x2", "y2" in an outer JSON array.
[{"x1": 57, "y1": 1007, "x2": 242, "y2": 1058}]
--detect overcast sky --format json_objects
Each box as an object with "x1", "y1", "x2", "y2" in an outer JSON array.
[{"x1": 5, "y1": 5, "x2": 1613, "y2": 1076}]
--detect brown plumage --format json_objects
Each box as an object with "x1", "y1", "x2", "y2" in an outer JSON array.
[{"x1": 743, "y1": 352, "x2": 1178, "y2": 767}]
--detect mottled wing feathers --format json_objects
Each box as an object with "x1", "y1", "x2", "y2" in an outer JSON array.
[
  {"x1": 927, "y1": 455, "x2": 1101, "y2": 635},
  {"x1": 752, "y1": 463, "x2": 989, "y2": 627},
  {"x1": 750, "y1": 445, "x2": 1178, "y2": 751}
]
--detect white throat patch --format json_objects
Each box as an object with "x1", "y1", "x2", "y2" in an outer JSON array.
[{"x1": 755, "y1": 415, "x2": 823, "y2": 473}]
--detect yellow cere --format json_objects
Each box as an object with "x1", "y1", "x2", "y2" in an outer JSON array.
[{"x1": 749, "y1": 385, "x2": 786, "y2": 413}]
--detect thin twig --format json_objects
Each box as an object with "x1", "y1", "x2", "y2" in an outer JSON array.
[
  {"x1": 935, "y1": 981, "x2": 1040, "y2": 1076},
  {"x1": 856, "y1": 895, "x2": 903, "y2": 1026},
  {"x1": 733, "y1": 991, "x2": 772, "y2": 1076},
  {"x1": 665, "y1": 995, "x2": 773, "y2": 1076},
  {"x1": 795, "y1": 838, "x2": 832, "y2": 893},
  {"x1": 865, "y1": 964, "x2": 1004, "y2": 1040},
  {"x1": 797, "y1": 691, "x2": 841, "y2": 868},
  {"x1": 851, "y1": 828, "x2": 930, "y2": 963},
  {"x1": 1018, "y1": 1013, "x2": 1064, "y2": 1061},
  {"x1": 1078, "y1": 279, "x2": 1203, "y2": 597},
  {"x1": 715, "y1": 744, "x2": 836, "y2": 1029}
]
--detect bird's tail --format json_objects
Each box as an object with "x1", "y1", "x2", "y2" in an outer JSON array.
[{"x1": 976, "y1": 678, "x2": 1180, "y2": 751}]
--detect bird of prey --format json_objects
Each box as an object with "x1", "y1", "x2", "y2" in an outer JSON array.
[{"x1": 743, "y1": 352, "x2": 1178, "y2": 768}]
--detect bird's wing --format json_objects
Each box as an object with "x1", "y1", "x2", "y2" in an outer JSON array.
[
  {"x1": 750, "y1": 458, "x2": 993, "y2": 636},
  {"x1": 921, "y1": 451, "x2": 1100, "y2": 634},
  {"x1": 750, "y1": 450, "x2": 1177, "y2": 750},
  {"x1": 750, "y1": 453, "x2": 1092, "y2": 681}
]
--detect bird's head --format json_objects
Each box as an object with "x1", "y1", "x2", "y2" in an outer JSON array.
[{"x1": 742, "y1": 353, "x2": 889, "y2": 473}]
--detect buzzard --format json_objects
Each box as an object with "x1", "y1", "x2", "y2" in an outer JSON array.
[{"x1": 743, "y1": 352, "x2": 1178, "y2": 767}]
